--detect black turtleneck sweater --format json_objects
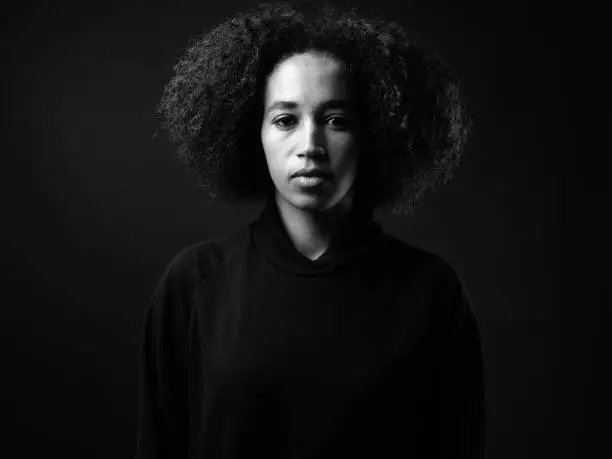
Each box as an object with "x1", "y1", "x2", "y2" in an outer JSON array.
[{"x1": 134, "y1": 193, "x2": 485, "y2": 459}]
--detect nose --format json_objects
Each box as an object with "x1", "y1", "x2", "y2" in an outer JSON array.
[{"x1": 298, "y1": 119, "x2": 326, "y2": 159}]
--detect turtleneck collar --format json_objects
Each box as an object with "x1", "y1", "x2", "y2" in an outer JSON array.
[{"x1": 251, "y1": 189, "x2": 382, "y2": 277}]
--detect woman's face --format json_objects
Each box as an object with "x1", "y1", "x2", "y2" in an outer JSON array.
[{"x1": 260, "y1": 50, "x2": 360, "y2": 212}]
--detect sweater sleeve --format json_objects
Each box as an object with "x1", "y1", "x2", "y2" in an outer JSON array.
[
  {"x1": 134, "y1": 248, "x2": 201, "y2": 459},
  {"x1": 437, "y1": 269, "x2": 486, "y2": 459}
]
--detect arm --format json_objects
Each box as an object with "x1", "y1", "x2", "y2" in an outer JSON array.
[
  {"x1": 437, "y1": 276, "x2": 486, "y2": 459},
  {"x1": 134, "y1": 262, "x2": 194, "y2": 459}
]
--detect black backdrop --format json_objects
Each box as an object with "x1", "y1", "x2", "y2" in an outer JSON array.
[{"x1": 2, "y1": 1, "x2": 606, "y2": 458}]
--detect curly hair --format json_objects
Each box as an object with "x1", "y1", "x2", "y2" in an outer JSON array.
[{"x1": 154, "y1": 0, "x2": 473, "y2": 218}]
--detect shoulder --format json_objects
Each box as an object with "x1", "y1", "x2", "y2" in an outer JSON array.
[
  {"x1": 159, "y1": 223, "x2": 251, "y2": 288},
  {"x1": 377, "y1": 231, "x2": 477, "y2": 328},
  {"x1": 376, "y1": 231, "x2": 463, "y2": 288},
  {"x1": 145, "y1": 225, "x2": 250, "y2": 317},
  {"x1": 154, "y1": 240, "x2": 222, "y2": 294}
]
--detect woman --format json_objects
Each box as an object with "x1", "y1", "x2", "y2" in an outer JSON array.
[{"x1": 135, "y1": 1, "x2": 484, "y2": 458}]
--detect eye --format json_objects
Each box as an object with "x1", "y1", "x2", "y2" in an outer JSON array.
[
  {"x1": 273, "y1": 115, "x2": 296, "y2": 129},
  {"x1": 327, "y1": 116, "x2": 349, "y2": 129},
  {"x1": 272, "y1": 115, "x2": 350, "y2": 130}
]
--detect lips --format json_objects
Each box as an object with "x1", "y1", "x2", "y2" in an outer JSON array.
[{"x1": 291, "y1": 168, "x2": 333, "y2": 179}]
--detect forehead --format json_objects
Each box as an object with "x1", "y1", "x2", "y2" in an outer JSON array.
[{"x1": 264, "y1": 52, "x2": 350, "y2": 105}]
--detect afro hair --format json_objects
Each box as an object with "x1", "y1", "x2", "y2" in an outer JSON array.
[{"x1": 154, "y1": 0, "x2": 473, "y2": 218}]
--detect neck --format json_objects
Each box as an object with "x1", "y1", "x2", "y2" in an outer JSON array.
[{"x1": 275, "y1": 188, "x2": 355, "y2": 261}]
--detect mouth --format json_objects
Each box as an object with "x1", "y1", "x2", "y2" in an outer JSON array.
[
  {"x1": 291, "y1": 175, "x2": 329, "y2": 187},
  {"x1": 291, "y1": 169, "x2": 333, "y2": 179}
]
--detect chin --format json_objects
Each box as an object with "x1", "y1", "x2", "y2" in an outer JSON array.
[
  {"x1": 280, "y1": 187, "x2": 346, "y2": 212},
  {"x1": 288, "y1": 194, "x2": 330, "y2": 211}
]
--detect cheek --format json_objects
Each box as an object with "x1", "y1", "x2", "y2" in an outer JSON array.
[
  {"x1": 260, "y1": 130, "x2": 277, "y2": 166},
  {"x1": 331, "y1": 137, "x2": 359, "y2": 169},
  {"x1": 261, "y1": 144, "x2": 286, "y2": 181},
  {"x1": 331, "y1": 129, "x2": 358, "y2": 149},
  {"x1": 261, "y1": 127, "x2": 290, "y2": 166}
]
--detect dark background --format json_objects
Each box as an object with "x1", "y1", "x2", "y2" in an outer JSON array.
[{"x1": 2, "y1": 0, "x2": 606, "y2": 458}]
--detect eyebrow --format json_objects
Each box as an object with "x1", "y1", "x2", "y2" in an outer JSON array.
[{"x1": 265, "y1": 99, "x2": 355, "y2": 116}]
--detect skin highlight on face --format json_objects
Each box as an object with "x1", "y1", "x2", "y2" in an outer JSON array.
[{"x1": 260, "y1": 50, "x2": 361, "y2": 260}]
